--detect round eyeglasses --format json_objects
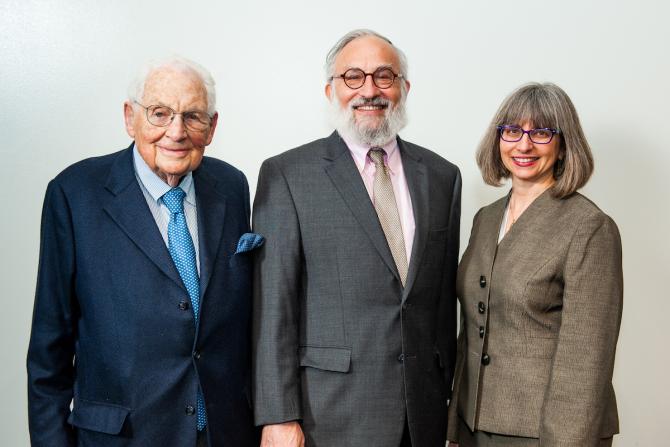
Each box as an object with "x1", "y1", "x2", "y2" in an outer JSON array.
[
  {"x1": 135, "y1": 101, "x2": 212, "y2": 132},
  {"x1": 497, "y1": 125, "x2": 560, "y2": 144},
  {"x1": 330, "y1": 67, "x2": 403, "y2": 89}
]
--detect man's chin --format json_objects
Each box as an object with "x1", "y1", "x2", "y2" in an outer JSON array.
[{"x1": 354, "y1": 116, "x2": 384, "y2": 129}]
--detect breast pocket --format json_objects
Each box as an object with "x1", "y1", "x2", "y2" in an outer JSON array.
[{"x1": 228, "y1": 252, "x2": 252, "y2": 270}]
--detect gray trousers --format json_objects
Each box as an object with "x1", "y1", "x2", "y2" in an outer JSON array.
[{"x1": 458, "y1": 417, "x2": 613, "y2": 447}]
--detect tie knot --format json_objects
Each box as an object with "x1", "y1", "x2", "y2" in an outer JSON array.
[
  {"x1": 368, "y1": 148, "x2": 386, "y2": 166},
  {"x1": 163, "y1": 187, "x2": 186, "y2": 214}
]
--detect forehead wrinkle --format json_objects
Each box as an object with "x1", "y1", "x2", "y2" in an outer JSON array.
[{"x1": 142, "y1": 68, "x2": 208, "y2": 112}]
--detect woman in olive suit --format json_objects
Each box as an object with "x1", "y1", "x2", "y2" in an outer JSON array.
[{"x1": 447, "y1": 83, "x2": 623, "y2": 447}]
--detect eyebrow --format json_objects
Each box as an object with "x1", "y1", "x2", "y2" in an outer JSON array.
[
  {"x1": 149, "y1": 102, "x2": 208, "y2": 114},
  {"x1": 341, "y1": 63, "x2": 395, "y2": 71}
]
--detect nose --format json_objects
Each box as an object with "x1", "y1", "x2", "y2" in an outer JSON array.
[
  {"x1": 165, "y1": 114, "x2": 188, "y2": 140},
  {"x1": 358, "y1": 74, "x2": 381, "y2": 97},
  {"x1": 517, "y1": 132, "x2": 534, "y2": 151}
]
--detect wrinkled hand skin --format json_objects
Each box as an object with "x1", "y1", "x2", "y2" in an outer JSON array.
[{"x1": 260, "y1": 421, "x2": 305, "y2": 447}]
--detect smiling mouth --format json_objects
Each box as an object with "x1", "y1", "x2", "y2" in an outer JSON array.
[
  {"x1": 353, "y1": 104, "x2": 388, "y2": 111},
  {"x1": 512, "y1": 156, "x2": 539, "y2": 166},
  {"x1": 159, "y1": 146, "x2": 190, "y2": 153}
]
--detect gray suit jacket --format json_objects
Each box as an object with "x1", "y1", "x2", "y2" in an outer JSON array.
[
  {"x1": 252, "y1": 132, "x2": 461, "y2": 446},
  {"x1": 447, "y1": 191, "x2": 622, "y2": 446}
]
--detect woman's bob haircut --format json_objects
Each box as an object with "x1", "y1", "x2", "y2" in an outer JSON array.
[{"x1": 476, "y1": 82, "x2": 594, "y2": 198}]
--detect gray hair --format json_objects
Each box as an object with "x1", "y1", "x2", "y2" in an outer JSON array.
[
  {"x1": 325, "y1": 29, "x2": 409, "y2": 81},
  {"x1": 127, "y1": 55, "x2": 217, "y2": 115},
  {"x1": 476, "y1": 82, "x2": 594, "y2": 198}
]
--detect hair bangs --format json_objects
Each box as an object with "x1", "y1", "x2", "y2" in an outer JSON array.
[{"x1": 498, "y1": 87, "x2": 560, "y2": 131}]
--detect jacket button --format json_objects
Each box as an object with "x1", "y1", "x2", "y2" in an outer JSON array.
[
  {"x1": 478, "y1": 302, "x2": 486, "y2": 314},
  {"x1": 479, "y1": 326, "x2": 485, "y2": 338},
  {"x1": 193, "y1": 350, "x2": 201, "y2": 360},
  {"x1": 479, "y1": 275, "x2": 487, "y2": 288},
  {"x1": 178, "y1": 301, "x2": 190, "y2": 311},
  {"x1": 481, "y1": 354, "x2": 490, "y2": 365},
  {"x1": 397, "y1": 353, "x2": 404, "y2": 362},
  {"x1": 185, "y1": 405, "x2": 195, "y2": 415}
]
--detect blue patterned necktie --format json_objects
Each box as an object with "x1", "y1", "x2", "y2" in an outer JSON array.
[{"x1": 162, "y1": 187, "x2": 207, "y2": 431}]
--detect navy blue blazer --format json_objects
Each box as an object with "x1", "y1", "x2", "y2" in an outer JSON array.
[{"x1": 27, "y1": 145, "x2": 259, "y2": 447}]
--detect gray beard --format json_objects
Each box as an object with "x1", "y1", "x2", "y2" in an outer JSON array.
[{"x1": 329, "y1": 91, "x2": 408, "y2": 147}]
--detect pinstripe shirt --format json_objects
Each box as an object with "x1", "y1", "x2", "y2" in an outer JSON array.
[{"x1": 132, "y1": 145, "x2": 200, "y2": 272}]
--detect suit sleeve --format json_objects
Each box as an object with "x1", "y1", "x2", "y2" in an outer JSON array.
[
  {"x1": 447, "y1": 205, "x2": 481, "y2": 443},
  {"x1": 438, "y1": 167, "x2": 461, "y2": 390},
  {"x1": 539, "y1": 213, "x2": 623, "y2": 446},
  {"x1": 252, "y1": 158, "x2": 303, "y2": 425},
  {"x1": 26, "y1": 180, "x2": 77, "y2": 447}
]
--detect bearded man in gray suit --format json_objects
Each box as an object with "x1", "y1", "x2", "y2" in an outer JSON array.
[{"x1": 252, "y1": 29, "x2": 461, "y2": 447}]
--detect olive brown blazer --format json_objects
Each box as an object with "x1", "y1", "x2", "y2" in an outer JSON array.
[{"x1": 447, "y1": 190, "x2": 623, "y2": 446}]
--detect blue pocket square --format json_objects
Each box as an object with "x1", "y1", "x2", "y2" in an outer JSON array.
[{"x1": 236, "y1": 233, "x2": 265, "y2": 254}]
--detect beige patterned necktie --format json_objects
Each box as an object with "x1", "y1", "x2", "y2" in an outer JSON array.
[{"x1": 368, "y1": 148, "x2": 408, "y2": 286}]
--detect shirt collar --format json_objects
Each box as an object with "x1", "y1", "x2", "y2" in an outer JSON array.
[
  {"x1": 341, "y1": 134, "x2": 400, "y2": 175},
  {"x1": 132, "y1": 144, "x2": 196, "y2": 206}
]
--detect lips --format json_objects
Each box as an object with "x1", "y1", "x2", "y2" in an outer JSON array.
[
  {"x1": 158, "y1": 145, "x2": 191, "y2": 154},
  {"x1": 354, "y1": 104, "x2": 387, "y2": 111},
  {"x1": 512, "y1": 156, "x2": 539, "y2": 167},
  {"x1": 350, "y1": 97, "x2": 390, "y2": 113}
]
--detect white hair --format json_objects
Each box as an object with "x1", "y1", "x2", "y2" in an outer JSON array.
[
  {"x1": 127, "y1": 55, "x2": 217, "y2": 115},
  {"x1": 324, "y1": 29, "x2": 409, "y2": 81}
]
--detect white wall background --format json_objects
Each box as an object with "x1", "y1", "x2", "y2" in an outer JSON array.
[{"x1": 2, "y1": 0, "x2": 668, "y2": 445}]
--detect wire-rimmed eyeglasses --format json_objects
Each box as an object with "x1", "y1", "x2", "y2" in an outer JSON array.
[
  {"x1": 497, "y1": 125, "x2": 560, "y2": 144},
  {"x1": 330, "y1": 67, "x2": 403, "y2": 89},
  {"x1": 134, "y1": 101, "x2": 212, "y2": 132}
]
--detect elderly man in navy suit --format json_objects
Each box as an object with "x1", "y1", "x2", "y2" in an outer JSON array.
[{"x1": 27, "y1": 57, "x2": 259, "y2": 447}]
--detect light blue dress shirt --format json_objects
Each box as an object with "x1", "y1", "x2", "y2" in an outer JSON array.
[{"x1": 132, "y1": 146, "x2": 200, "y2": 272}]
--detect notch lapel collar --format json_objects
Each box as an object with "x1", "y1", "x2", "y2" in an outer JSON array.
[
  {"x1": 102, "y1": 145, "x2": 185, "y2": 291},
  {"x1": 322, "y1": 132, "x2": 400, "y2": 283},
  {"x1": 193, "y1": 165, "x2": 227, "y2": 306},
  {"x1": 398, "y1": 138, "x2": 429, "y2": 300}
]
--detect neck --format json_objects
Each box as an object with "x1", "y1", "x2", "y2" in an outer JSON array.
[
  {"x1": 506, "y1": 178, "x2": 554, "y2": 231},
  {"x1": 510, "y1": 177, "x2": 554, "y2": 206},
  {"x1": 160, "y1": 172, "x2": 183, "y2": 188}
]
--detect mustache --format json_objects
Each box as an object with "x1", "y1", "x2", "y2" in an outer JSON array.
[{"x1": 349, "y1": 96, "x2": 391, "y2": 109}]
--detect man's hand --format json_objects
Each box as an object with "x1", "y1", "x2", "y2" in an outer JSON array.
[{"x1": 260, "y1": 421, "x2": 305, "y2": 447}]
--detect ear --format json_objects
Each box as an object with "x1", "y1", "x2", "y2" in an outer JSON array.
[
  {"x1": 404, "y1": 79, "x2": 411, "y2": 94},
  {"x1": 325, "y1": 82, "x2": 332, "y2": 101},
  {"x1": 205, "y1": 112, "x2": 219, "y2": 146},
  {"x1": 123, "y1": 101, "x2": 136, "y2": 138}
]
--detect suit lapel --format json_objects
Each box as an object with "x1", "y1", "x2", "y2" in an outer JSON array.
[
  {"x1": 322, "y1": 132, "x2": 400, "y2": 282},
  {"x1": 399, "y1": 139, "x2": 429, "y2": 300},
  {"x1": 102, "y1": 146, "x2": 185, "y2": 290},
  {"x1": 193, "y1": 165, "x2": 227, "y2": 306},
  {"x1": 479, "y1": 193, "x2": 510, "y2": 275}
]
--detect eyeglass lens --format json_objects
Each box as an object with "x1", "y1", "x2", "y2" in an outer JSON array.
[
  {"x1": 500, "y1": 126, "x2": 555, "y2": 144},
  {"x1": 146, "y1": 105, "x2": 210, "y2": 131},
  {"x1": 342, "y1": 68, "x2": 396, "y2": 89}
]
